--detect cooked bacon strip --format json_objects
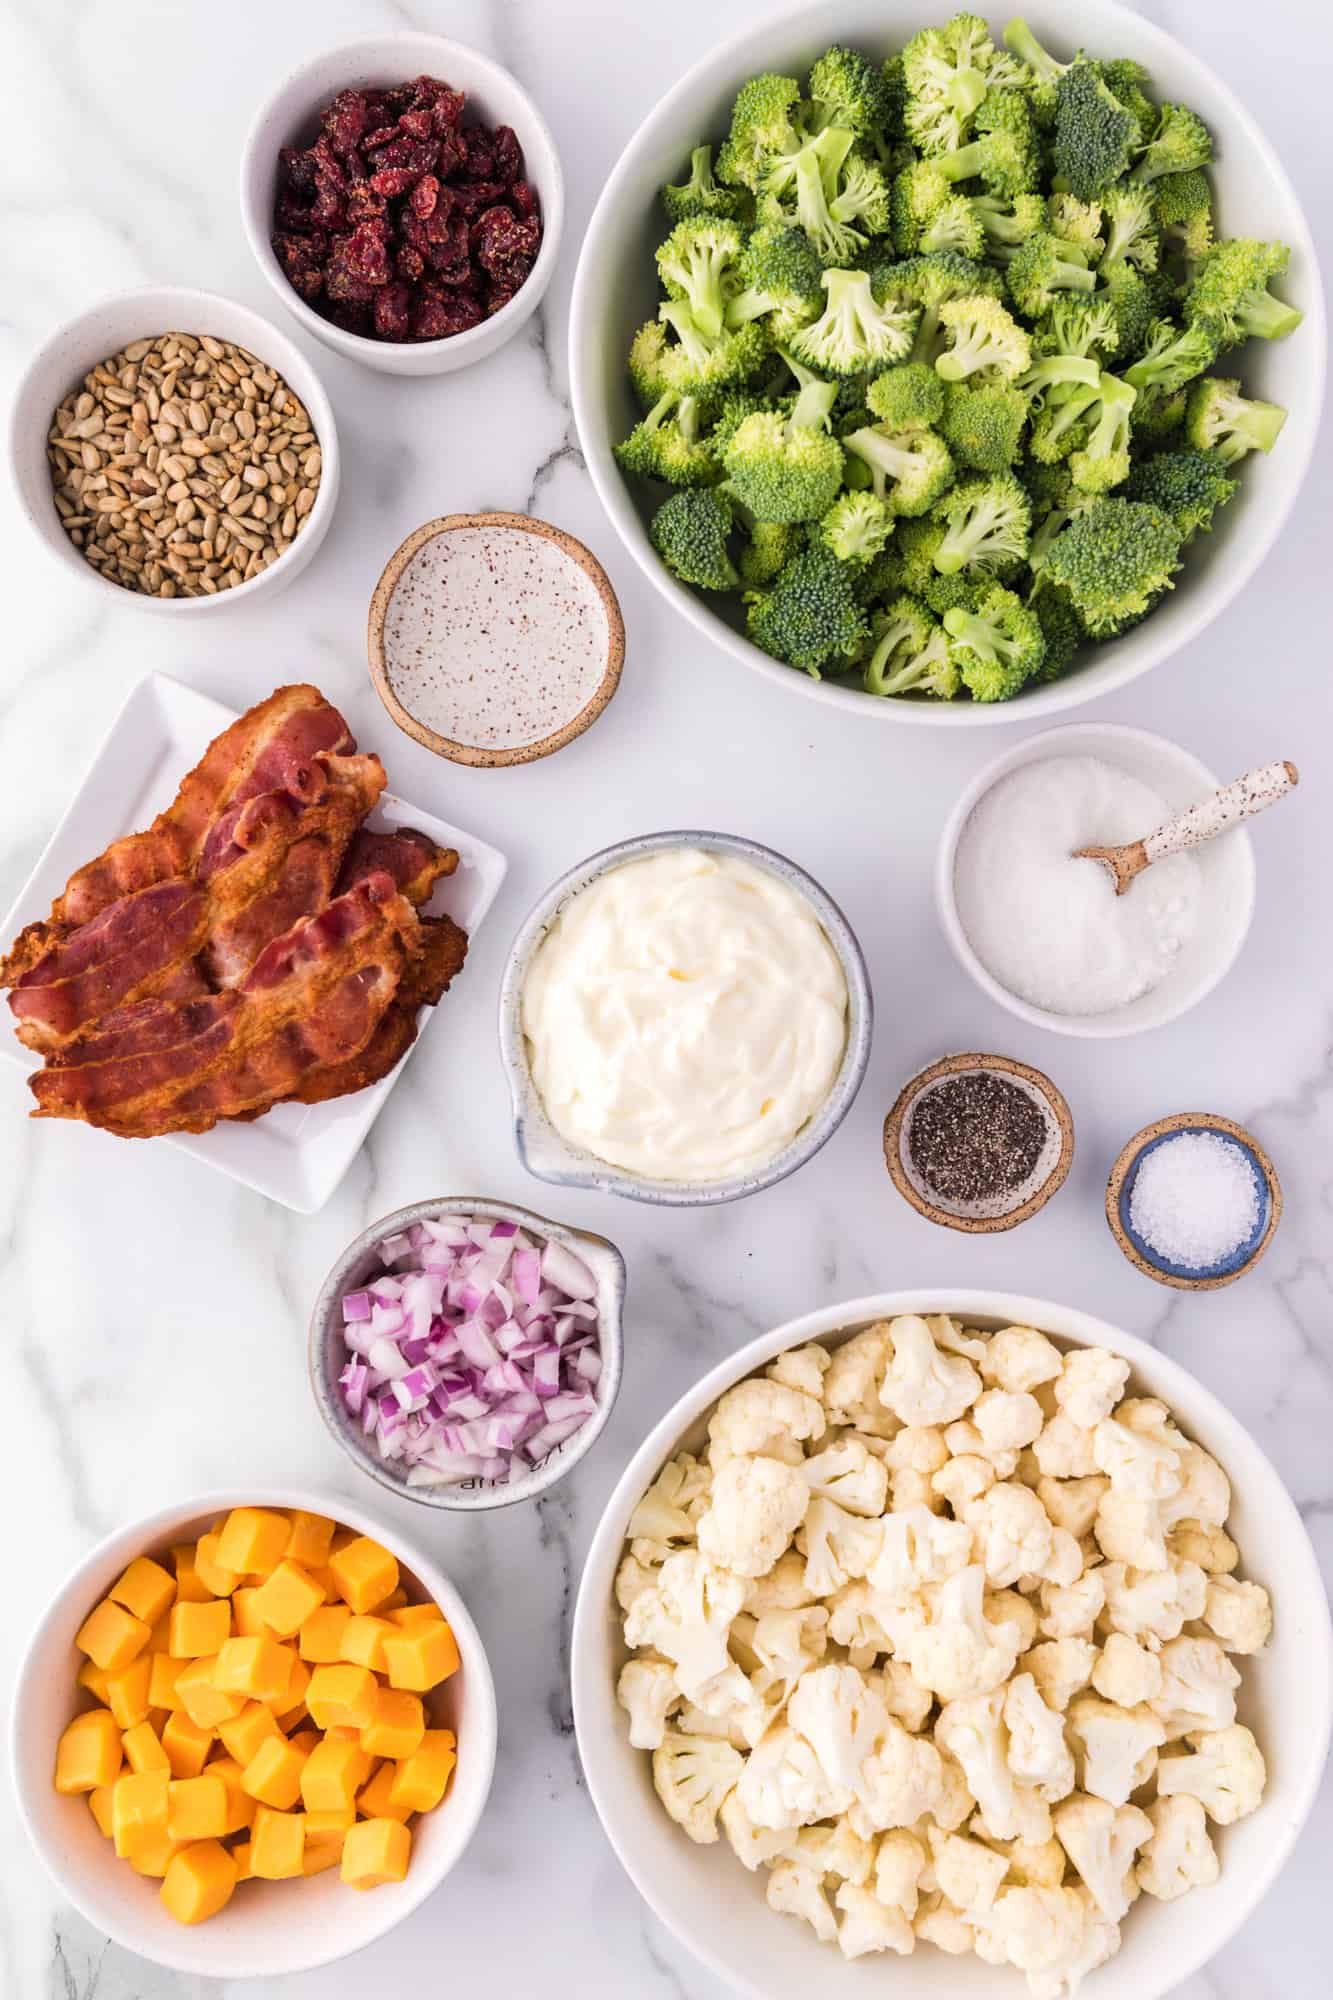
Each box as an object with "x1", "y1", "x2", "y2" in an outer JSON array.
[
  {"x1": 10, "y1": 882, "x2": 207, "y2": 1051},
  {"x1": 0, "y1": 686, "x2": 353, "y2": 984},
  {"x1": 293, "y1": 914, "x2": 469, "y2": 1105},
  {"x1": 335, "y1": 826, "x2": 459, "y2": 906}
]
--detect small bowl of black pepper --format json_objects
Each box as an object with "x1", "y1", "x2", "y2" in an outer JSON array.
[{"x1": 884, "y1": 1052, "x2": 1074, "y2": 1233}]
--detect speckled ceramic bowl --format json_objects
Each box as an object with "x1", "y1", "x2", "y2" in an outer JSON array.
[
  {"x1": 498, "y1": 831, "x2": 873, "y2": 1206},
  {"x1": 309, "y1": 1197, "x2": 625, "y2": 1511},
  {"x1": 1106, "y1": 1112, "x2": 1282, "y2": 1289}
]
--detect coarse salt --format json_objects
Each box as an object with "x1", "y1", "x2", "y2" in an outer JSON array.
[{"x1": 1128, "y1": 1130, "x2": 1261, "y2": 1270}]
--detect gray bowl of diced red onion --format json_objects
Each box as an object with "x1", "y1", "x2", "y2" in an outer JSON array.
[{"x1": 309, "y1": 1197, "x2": 625, "y2": 1510}]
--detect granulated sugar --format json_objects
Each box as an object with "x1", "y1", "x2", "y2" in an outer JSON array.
[{"x1": 1129, "y1": 1130, "x2": 1261, "y2": 1270}]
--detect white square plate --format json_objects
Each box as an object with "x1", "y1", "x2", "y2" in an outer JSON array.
[{"x1": 0, "y1": 673, "x2": 507, "y2": 1212}]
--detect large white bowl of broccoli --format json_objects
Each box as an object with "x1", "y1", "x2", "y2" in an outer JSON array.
[{"x1": 569, "y1": 4, "x2": 1322, "y2": 719}]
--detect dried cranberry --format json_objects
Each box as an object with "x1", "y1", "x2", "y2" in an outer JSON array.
[
  {"x1": 411, "y1": 291, "x2": 484, "y2": 340},
  {"x1": 450, "y1": 179, "x2": 511, "y2": 219},
  {"x1": 492, "y1": 125, "x2": 522, "y2": 183},
  {"x1": 410, "y1": 173, "x2": 441, "y2": 218},
  {"x1": 323, "y1": 88, "x2": 370, "y2": 157},
  {"x1": 510, "y1": 179, "x2": 540, "y2": 220},
  {"x1": 459, "y1": 128, "x2": 496, "y2": 179},
  {"x1": 395, "y1": 241, "x2": 426, "y2": 283},
  {"x1": 361, "y1": 124, "x2": 402, "y2": 152},
  {"x1": 345, "y1": 180, "x2": 388, "y2": 223},
  {"x1": 428, "y1": 88, "x2": 467, "y2": 134},
  {"x1": 311, "y1": 165, "x2": 349, "y2": 231},
  {"x1": 399, "y1": 107, "x2": 434, "y2": 141},
  {"x1": 272, "y1": 232, "x2": 326, "y2": 302},
  {"x1": 472, "y1": 205, "x2": 541, "y2": 276},
  {"x1": 374, "y1": 282, "x2": 414, "y2": 340},
  {"x1": 327, "y1": 298, "x2": 373, "y2": 335},
  {"x1": 277, "y1": 146, "x2": 317, "y2": 195},
  {"x1": 369, "y1": 166, "x2": 421, "y2": 198}
]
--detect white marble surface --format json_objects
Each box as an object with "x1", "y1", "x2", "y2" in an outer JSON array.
[{"x1": 1, "y1": 1, "x2": 1330, "y2": 1995}]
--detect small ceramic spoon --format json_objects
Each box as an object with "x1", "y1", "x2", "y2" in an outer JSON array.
[{"x1": 1075, "y1": 759, "x2": 1299, "y2": 895}]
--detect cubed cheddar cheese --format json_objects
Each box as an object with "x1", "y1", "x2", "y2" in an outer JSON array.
[
  {"x1": 306, "y1": 1662, "x2": 379, "y2": 1731},
  {"x1": 171, "y1": 1543, "x2": 211, "y2": 1603},
  {"x1": 380, "y1": 1587, "x2": 409, "y2": 1613},
  {"x1": 381, "y1": 1619, "x2": 460, "y2": 1693},
  {"x1": 340, "y1": 1615, "x2": 393, "y2": 1673},
  {"x1": 342, "y1": 1815, "x2": 411, "y2": 1890},
  {"x1": 105, "y1": 1654, "x2": 154, "y2": 1731},
  {"x1": 168, "y1": 1599, "x2": 231, "y2": 1659},
  {"x1": 284, "y1": 1510, "x2": 336, "y2": 1569},
  {"x1": 241, "y1": 1733, "x2": 309, "y2": 1810},
  {"x1": 205, "y1": 1755, "x2": 256, "y2": 1835},
  {"x1": 327, "y1": 1537, "x2": 399, "y2": 1616},
  {"x1": 112, "y1": 1769, "x2": 170, "y2": 1857},
  {"x1": 389, "y1": 1730, "x2": 457, "y2": 1814},
  {"x1": 287, "y1": 1727, "x2": 321, "y2": 1758},
  {"x1": 249, "y1": 1805, "x2": 305, "y2": 1878},
  {"x1": 88, "y1": 1784, "x2": 116, "y2": 1839},
  {"x1": 231, "y1": 1838, "x2": 253, "y2": 1882},
  {"x1": 355, "y1": 1761, "x2": 411, "y2": 1824},
  {"x1": 148, "y1": 1654, "x2": 187, "y2": 1711},
  {"x1": 251, "y1": 1560, "x2": 326, "y2": 1638},
  {"x1": 122, "y1": 1720, "x2": 170, "y2": 1774},
  {"x1": 55, "y1": 1709, "x2": 123, "y2": 1794},
  {"x1": 193, "y1": 1531, "x2": 242, "y2": 1599},
  {"x1": 162, "y1": 1711, "x2": 215, "y2": 1780},
  {"x1": 361, "y1": 1687, "x2": 426, "y2": 1762},
  {"x1": 76, "y1": 1660, "x2": 112, "y2": 1704},
  {"x1": 329, "y1": 1528, "x2": 359, "y2": 1557},
  {"x1": 108, "y1": 1556, "x2": 176, "y2": 1627},
  {"x1": 212, "y1": 1633, "x2": 292, "y2": 1702},
  {"x1": 271, "y1": 1654, "x2": 310, "y2": 1722},
  {"x1": 300, "y1": 1736, "x2": 372, "y2": 1813},
  {"x1": 230, "y1": 1587, "x2": 268, "y2": 1638},
  {"x1": 174, "y1": 1658, "x2": 245, "y2": 1731},
  {"x1": 389, "y1": 1602, "x2": 446, "y2": 1630},
  {"x1": 160, "y1": 1840, "x2": 237, "y2": 1924},
  {"x1": 217, "y1": 1700, "x2": 282, "y2": 1768},
  {"x1": 129, "y1": 1829, "x2": 187, "y2": 1878},
  {"x1": 216, "y1": 1508, "x2": 290, "y2": 1579},
  {"x1": 75, "y1": 1599, "x2": 151, "y2": 1672},
  {"x1": 302, "y1": 1831, "x2": 345, "y2": 1876},
  {"x1": 305, "y1": 1806, "x2": 355, "y2": 1836},
  {"x1": 299, "y1": 1605, "x2": 351, "y2": 1665},
  {"x1": 167, "y1": 1774, "x2": 229, "y2": 1841}
]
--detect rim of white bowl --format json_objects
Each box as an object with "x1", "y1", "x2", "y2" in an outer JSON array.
[
  {"x1": 572, "y1": 1288, "x2": 1333, "y2": 2000},
  {"x1": 8, "y1": 286, "x2": 340, "y2": 614},
  {"x1": 569, "y1": 0, "x2": 1326, "y2": 725},
  {"x1": 935, "y1": 722, "x2": 1258, "y2": 1038},
  {"x1": 239, "y1": 31, "x2": 564, "y2": 366},
  {"x1": 11, "y1": 1483, "x2": 498, "y2": 1978}
]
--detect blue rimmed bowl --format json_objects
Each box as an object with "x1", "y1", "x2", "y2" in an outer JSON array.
[{"x1": 1106, "y1": 1111, "x2": 1282, "y2": 1289}]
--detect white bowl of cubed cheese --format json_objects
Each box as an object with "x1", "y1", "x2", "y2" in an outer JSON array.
[
  {"x1": 571, "y1": 1290, "x2": 1331, "y2": 2000},
  {"x1": 10, "y1": 1486, "x2": 497, "y2": 1977}
]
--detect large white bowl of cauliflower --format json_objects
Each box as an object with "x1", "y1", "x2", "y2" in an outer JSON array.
[{"x1": 571, "y1": 1292, "x2": 1331, "y2": 1999}]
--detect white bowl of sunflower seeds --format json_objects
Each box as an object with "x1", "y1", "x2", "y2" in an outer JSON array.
[{"x1": 9, "y1": 285, "x2": 340, "y2": 611}]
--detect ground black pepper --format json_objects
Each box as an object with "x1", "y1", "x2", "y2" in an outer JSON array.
[{"x1": 907, "y1": 1071, "x2": 1048, "y2": 1206}]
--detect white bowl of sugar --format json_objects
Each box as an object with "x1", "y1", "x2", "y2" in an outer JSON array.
[{"x1": 937, "y1": 723, "x2": 1257, "y2": 1040}]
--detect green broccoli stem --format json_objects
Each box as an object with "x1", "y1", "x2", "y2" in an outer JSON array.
[
  {"x1": 1021, "y1": 356, "x2": 1101, "y2": 395},
  {"x1": 943, "y1": 604, "x2": 1024, "y2": 665},
  {"x1": 1002, "y1": 18, "x2": 1063, "y2": 85},
  {"x1": 1238, "y1": 290, "x2": 1304, "y2": 341},
  {"x1": 937, "y1": 141, "x2": 992, "y2": 186},
  {"x1": 778, "y1": 348, "x2": 840, "y2": 432}
]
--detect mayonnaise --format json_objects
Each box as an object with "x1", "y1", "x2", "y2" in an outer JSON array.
[{"x1": 520, "y1": 848, "x2": 849, "y2": 1183}]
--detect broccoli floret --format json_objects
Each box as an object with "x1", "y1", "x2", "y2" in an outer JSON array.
[
  {"x1": 863, "y1": 594, "x2": 958, "y2": 697},
  {"x1": 738, "y1": 518, "x2": 802, "y2": 587},
  {"x1": 902, "y1": 21, "x2": 991, "y2": 155},
  {"x1": 1042, "y1": 495, "x2": 1183, "y2": 634},
  {"x1": 628, "y1": 320, "x2": 675, "y2": 407},
  {"x1": 760, "y1": 126, "x2": 890, "y2": 265},
  {"x1": 614, "y1": 391, "x2": 717, "y2": 486},
  {"x1": 932, "y1": 471, "x2": 1032, "y2": 573},
  {"x1": 1123, "y1": 316, "x2": 1219, "y2": 394},
  {"x1": 1184, "y1": 238, "x2": 1304, "y2": 349},
  {"x1": 1123, "y1": 446, "x2": 1239, "y2": 539},
  {"x1": 843, "y1": 424, "x2": 956, "y2": 514},
  {"x1": 1000, "y1": 17, "x2": 1066, "y2": 123},
  {"x1": 1152, "y1": 170, "x2": 1214, "y2": 266},
  {"x1": 974, "y1": 191, "x2": 1048, "y2": 260},
  {"x1": 808, "y1": 44, "x2": 895, "y2": 139},
  {"x1": 1053, "y1": 59, "x2": 1139, "y2": 200},
  {"x1": 1032, "y1": 293, "x2": 1119, "y2": 369},
  {"x1": 1183, "y1": 376, "x2": 1288, "y2": 464},
  {"x1": 891, "y1": 514, "x2": 950, "y2": 594},
  {"x1": 1099, "y1": 262, "x2": 1157, "y2": 358},
  {"x1": 656, "y1": 218, "x2": 746, "y2": 339},
  {"x1": 921, "y1": 196, "x2": 987, "y2": 258},
  {"x1": 868, "y1": 362, "x2": 947, "y2": 430},
  {"x1": 649, "y1": 489, "x2": 738, "y2": 589},
  {"x1": 661, "y1": 145, "x2": 752, "y2": 226},
  {"x1": 1005, "y1": 230, "x2": 1097, "y2": 318},
  {"x1": 1132, "y1": 384, "x2": 1188, "y2": 444},
  {"x1": 1023, "y1": 459, "x2": 1097, "y2": 566},
  {"x1": 1067, "y1": 371, "x2": 1137, "y2": 491},
  {"x1": 716, "y1": 72, "x2": 805, "y2": 190},
  {"x1": 1101, "y1": 182, "x2": 1160, "y2": 272},
  {"x1": 723, "y1": 375, "x2": 845, "y2": 522},
  {"x1": 1099, "y1": 59, "x2": 1155, "y2": 143},
  {"x1": 935, "y1": 295, "x2": 1033, "y2": 381},
  {"x1": 1132, "y1": 103, "x2": 1213, "y2": 186},
  {"x1": 655, "y1": 300, "x2": 770, "y2": 399},
  {"x1": 744, "y1": 544, "x2": 871, "y2": 676},
  {"x1": 943, "y1": 582, "x2": 1046, "y2": 699},
  {"x1": 887, "y1": 251, "x2": 1005, "y2": 362},
  {"x1": 938, "y1": 380, "x2": 1029, "y2": 469},
  {"x1": 1046, "y1": 193, "x2": 1105, "y2": 259},
  {"x1": 789, "y1": 268, "x2": 918, "y2": 376},
  {"x1": 816, "y1": 490, "x2": 896, "y2": 568},
  {"x1": 723, "y1": 225, "x2": 825, "y2": 337},
  {"x1": 1028, "y1": 576, "x2": 1085, "y2": 678}
]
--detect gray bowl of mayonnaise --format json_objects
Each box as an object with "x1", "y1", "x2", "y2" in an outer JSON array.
[{"x1": 498, "y1": 831, "x2": 873, "y2": 1206}]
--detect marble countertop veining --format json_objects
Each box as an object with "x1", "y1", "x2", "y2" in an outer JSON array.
[{"x1": 1, "y1": 0, "x2": 1330, "y2": 1995}]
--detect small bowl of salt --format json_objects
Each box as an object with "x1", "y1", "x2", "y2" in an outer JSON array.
[{"x1": 1106, "y1": 1112, "x2": 1282, "y2": 1289}]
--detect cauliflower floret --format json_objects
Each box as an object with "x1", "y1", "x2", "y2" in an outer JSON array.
[
  {"x1": 974, "y1": 1388, "x2": 1045, "y2": 1454},
  {"x1": 1022, "y1": 1638, "x2": 1097, "y2": 1712},
  {"x1": 742, "y1": 1549, "x2": 815, "y2": 1615},
  {"x1": 964, "y1": 1482, "x2": 1055, "y2": 1589},
  {"x1": 885, "y1": 1424, "x2": 950, "y2": 1475},
  {"x1": 935, "y1": 1687, "x2": 1026, "y2": 1841},
  {"x1": 1034, "y1": 1528, "x2": 1084, "y2": 1592},
  {"x1": 973, "y1": 1883, "x2": 1098, "y2": 1979},
  {"x1": 1033, "y1": 1413, "x2": 1100, "y2": 1481},
  {"x1": 945, "y1": 1419, "x2": 1020, "y2": 1479},
  {"x1": 1055, "y1": 1349, "x2": 1131, "y2": 1430},
  {"x1": 800, "y1": 1434, "x2": 889, "y2": 1517},
  {"x1": 1099, "y1": 1559, "x2": 1207, "y2": 1645},
  {"x1": 1093, "y1": 1415, "x2": 1183, "y2": 1503},
  {"x1": 719, "y1": 1786, "x2": 789, "y2": 1870},
  {"x1": 1135, "y1": 1794, "x2": 1220, "y2": 1901},
  {"x1": 1092, "y1": 1633, "x2": 1163, "y2": 1708},
  {"x1": 1203, "y1": 1575, "x2": 1273, "y2": 1654},
  {"x1": 1150, "y1": 1635, "x2": 1240, "y2": 1737},
  {"x1": 784, "y1": 1814, "x2": 875, "y2": 1886},
  {"x1": 1093, "y1": 1489, "x2": 1169, "y2": 1571},
  {"x1": 788, "y1": 1663, "x2": 890, "y2": 1791},
  {"x1": 987, "y1": 1588, "x2": 1040, "y2": 1651},
  {"x1": 798, "y1": 1497, "x2": 883, "y2": 1596},
  {"x1": 628, "y1": 1453, "x2": 710, "y2": 1547},
  {"x1": 823, "y1": 1324, "x2": 897, "y2": 1435},
  {"x1": 834, "y1": 1881, "x2": 915, "y2": 1957},
  {"x1": 768, "y1": 1342, "x2": 830, "y2": 1399},
  {"x1": 934, "y1": 1454, "x2": 999, "y2": 1513},
  {"x1": 617, "y1": 1658, "x2": 679, "y2": 1750},
  {"x1": 1000, "y1": 1835, "x2": 1068, "y2": 1888},
  {"x1": 652, "y1": 1731, "x2": 744, "y2": 1842},
  {"x1": 891, "y1": 1466, "x2": 948, "y2": 1515},
  {"x1": 675, "y1": 1699, "x2": 751, "y2": 1749},
  {"x1": 915, "y1": 1891, "x2": 977, "y2": 1954},
  {"x1": 708, "y1": 1378, "x2": 825, "y2": 1468},
  {"x1": 696, "y1": 1455, "x2": 810, "y2": 1579},
  {"x1": 880, "y1": 1315, "x2": 982, "y2": 1427},
  {"x1": 1022, "y1": 1888, "x2": 1121, "y2": 1999},
  {"x1": 1156, "y1": 1724, "x2": 1266, "y2": 1825},
  {"x1": 905, "y1": 1564, "x2": 1023, "y2": 1701},
  {"x1": 867, "y1": 1659, "x2": 935, "y2": 1734},
  {"x1": 1037, "y1": 1474, "x2": 1109, "y2": 1541},
  {"x1": 849, "y1": 1716, "x2": 946, "y2": 1837},
  {"x1": 929, "y1": 1313, "x2": 991, "y2": 1363},
  {"x1": 750, "y1": 1604, "x2": 828, "y2": 1698},
  {"x1": 1066, "y1": 1695, "x2": 1166, "y2": 1806},
  {"x1": 929, "y1": 1826, "x2": 1009, "y2": 1914},
  {"x1": 624, "y1": 1549, "x2": 749, "y2": 1703},
  {"x1": 1039, "y1": 1570, "x2": 1106, "y2": 1642},
  {"x1": 615, "y1": 1554, "x2": 657, "y2": 1614},
  {"x1": 739, "y1": 1723, "x2": 854, "y2": 1831},
  {"x1": 1005, "y1": 1672, "x2": 1076, "y2": 1802},
  {"x1": 826, "y1": 1580, "x2": 921, "y2": 1665},
  {"x1": 1156, "y1": 1448, "x2": 1231, "y2": 1535},
  {"x1": 766, "y1": 1857, "x2": 837, "y2": 1941},
  {"x1": 868, "y1": 1503, "x2": 973, "y2": 1595},
  {"x1": 875, "y1": 1827, "x2": 927, "y2": 1914},
  {"x1": 1169, "y1": 1518, "x2": 1239, "y2": 1574},
  {"x1": 980, "y1": 1325, "x2": 1064, "y2": 1393},
  {"x1": 1052, "y1": 1794, "x2": 1151, "y2": 1921},
  {"x1": 935, "y1": 1749, "x2": 979, "y2": 1832}
]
